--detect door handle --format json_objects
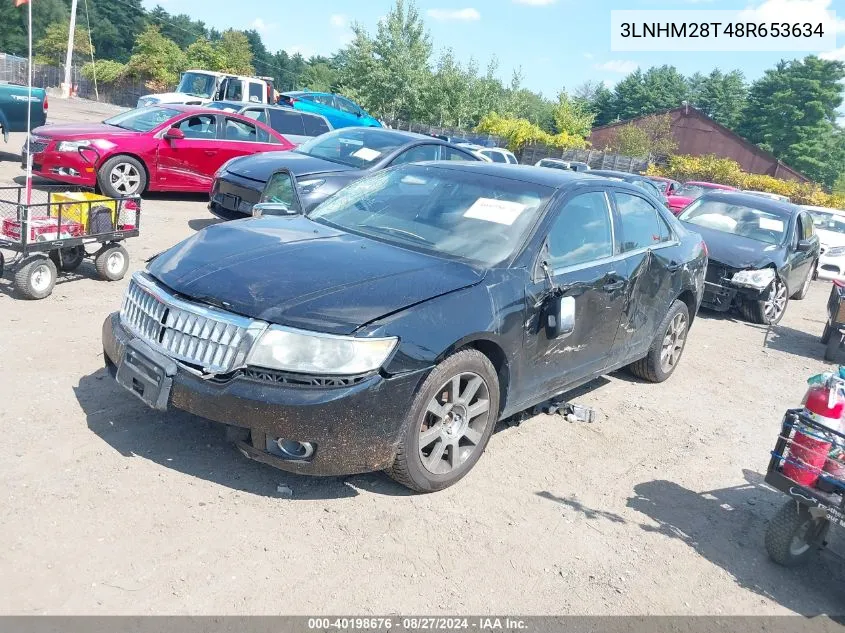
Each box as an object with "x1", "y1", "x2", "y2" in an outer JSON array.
[{"x1": 204, "y1": 150, "x2": 217, "y2": 156}]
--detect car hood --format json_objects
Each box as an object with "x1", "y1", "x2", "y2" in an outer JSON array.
[
  {"x1": 227, "y1": 151, "x2": 359, "y2": 182},
  {"x1": 816, "y1": 228, "x2": 845, "y2": 250},
  {"x1": 147, "y1": 216, "x2": 484, "y2": 335},
  {"x1": 31, "y1": 123, "x2": 140, "y2": 140},
  {"x1": 684, "y1": 223, "x2": 783, "y2": 269},
  {"x1": 143, "y1": 92, "x2": 207, "y2": 104}
]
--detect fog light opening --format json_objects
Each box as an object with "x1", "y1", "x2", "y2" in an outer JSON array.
[{"x1": 275, "y1": 438, "x2": 315, "y2": 460}]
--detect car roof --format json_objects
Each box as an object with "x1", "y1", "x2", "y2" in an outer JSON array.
[
  {"x1": 802, "y1": 204, "x2": 845, "y2": 215},
  {"x1": 418, "y1": 161, "x2": 600, "y2": 187},
  {"x1": 700, "y1": 189, "x2": 802, "y2": 216},
  {"x1": 685, "y1": 181, "x2": 735, "y2": 189},
  {"x1": 589, "y1": 169, "x2": 647, "y2": 180},
  {"x1": 264, "y1": 104, "x2": 329, "y2": 119}
]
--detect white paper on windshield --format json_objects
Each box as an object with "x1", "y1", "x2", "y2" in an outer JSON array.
[
  {"x1": 352, "y1": 147, "x2": 382, "y2": 161},
  {"x1": 464, "y1": 198, "x2": 526, "y2": 226},
  {"x1": 759, "y1": 217, "x2": 784, "y2": 231}
]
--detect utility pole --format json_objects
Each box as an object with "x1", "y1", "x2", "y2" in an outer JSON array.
[{"x1": 62, "y1": 0, "x2": 79, "y2": 99}]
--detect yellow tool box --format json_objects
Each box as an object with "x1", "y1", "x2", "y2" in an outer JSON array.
[{"x1": 51, "y1": 191, "x2": 119, "y2": 233}]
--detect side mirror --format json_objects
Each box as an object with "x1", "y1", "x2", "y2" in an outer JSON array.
[
  {"x1": 545, "y1": 295, "x2": 575, "y2": 339},
  {"x1": 252, "y1": 202, "x2": 299, "y2": 218},
  {"x1": 797, "y1": 239, "x2": 815, "y2": 252},
  {"x1": 164, "y1": 127, "x2": 184, "y2": 140}
]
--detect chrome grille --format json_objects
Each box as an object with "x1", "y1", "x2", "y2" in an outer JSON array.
[{"x1": 120, "y1": 272, "x2": 264, "y2": 374}]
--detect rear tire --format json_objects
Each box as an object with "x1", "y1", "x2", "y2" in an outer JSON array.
[
  {"x1": 628, "y1": 300, "x2": 690, "y2": 383},
  {"x1": 13, "y1": 255, "x2": 57, "y2": 299},
  {"x1": 387, "y1": 349, "x2": 499, "y2": 493},
  {"x1": 765, "y1": 500, "x2": 827, "y2": 567},
  {"x1": 49, "y1": 245, "x2": 84, "y2": 271},
  {"x1": 94, "y1": 244, "x2": 129, "y2": 281}
]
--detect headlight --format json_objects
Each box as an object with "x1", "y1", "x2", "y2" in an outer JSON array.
[
  {"x1": 56, "y1": 139, "x2": 115, "y2": 152},
  {"x1": 298, "y1": 178, "x2": 327, "y2": 195},
  {"x1": 731, "y1": 268, "x2": 775, "y2": 290},
  {"x1": 825, "y1": 246, "x2": 845, "y2": 257},
  {"x1": 246, "y1": 325, "x2": 398, "y2": 375}
]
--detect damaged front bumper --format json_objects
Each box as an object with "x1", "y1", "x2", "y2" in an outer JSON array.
[
  {"x1": 702, "y1": 280, "x2": 768, "y2": 312},
  {"x1": 102, "y1": 312, "x2": 429, "y2": 476}
]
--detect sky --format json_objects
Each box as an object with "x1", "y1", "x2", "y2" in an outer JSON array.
[{"x1": 140, "y1": 0, "x2": 845, "y2": 98}]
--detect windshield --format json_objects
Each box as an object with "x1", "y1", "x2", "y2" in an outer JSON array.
[
  {"x1": 295, "y1": 128, "x2": 410, "y2": 168},
  {"x1": 673, "y1": 184, "x2": 705, "y2": 199},
  {"x1": 307, "y1": 165, "x2": 553, "y2": 266},
  {"x1": 177, "y1": 72, "x2": 217, "y2": 98},
  {"x1": 679, "y1": 198, "x2": 790, "y2": 245},
  {"x1": 104, "y1": 107, "x2": 181, "y2": 132},
  {"x1": 809, "y1": 209, "x2": 845, "y2": 235}
]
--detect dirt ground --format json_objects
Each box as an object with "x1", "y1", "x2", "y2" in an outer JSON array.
[{"x1": 0, "y1": 99, "x2": 843, "y2": 616}]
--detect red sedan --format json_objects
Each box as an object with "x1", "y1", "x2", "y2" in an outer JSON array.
[
  {"x1": 23, "y1": 105, "x2": 295, "y2": 197},
  {"x1": 667, "y1": 181, "x2": 738, "y2": 215}
]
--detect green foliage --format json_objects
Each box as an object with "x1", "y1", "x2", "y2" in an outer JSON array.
[
  {"x1": 687, "y1": 69, "x2": 747, "y2": 129},
  {"x1": 35, "y1": 22, "x2": 93, "y2": 66},
  {"x1": 613, "y1": 66, "x2": 689, "y2": 120},
  {"x1": 647, "y1": 155, "x2": 845, "y2": 208},
  {"x1": 0, "y1": 0, "x2": 68, "y2": 57},
  {"x1": 214, "y1": 30, "x2": 254, "y2": 75},
  {"x1": 300, "y1": 62, "x2": 338, "y2": 93},
  {"x1": 185, "y1": 38, "x2": 222, "y2": 71},
  {"x1": 739, "y1": 56, "x2": 845, "y2": 187},
  {"x1": 476, "y1": 112, "x2": 588, "y2": 153},
  {"x1": 605, "y1": 114, "x2": 677, "y2": 159},
  {"x1": 80, "y1": 59, "x2": 126, "y2": 84},
  {"x1": 125, "y1": 25, "x2": 187, "y2": 90},
  {"x1": 552, "y1": 90, "x2": 594, "y2": 138}
]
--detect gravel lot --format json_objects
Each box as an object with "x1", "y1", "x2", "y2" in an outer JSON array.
[{"x1": 0, "y1": 99, "x2": 843, "y2": 616}]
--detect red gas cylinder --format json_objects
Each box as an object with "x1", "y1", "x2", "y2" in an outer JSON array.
[{"x1": 783, "y1": 386, "x2": 839, "y2": 486}]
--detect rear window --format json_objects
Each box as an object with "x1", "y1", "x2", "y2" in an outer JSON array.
[
  {"x1": 303, "y1": 115, "x2": 330, "y2": 137},
  {"x1": 248, "y1": 82, "x2": 264, "y2": 103},
  {"x1": 269, "y1": 109, "x2": 306, "y2": 136}
]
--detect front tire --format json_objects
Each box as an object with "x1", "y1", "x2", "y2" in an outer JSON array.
[
  {"x1": 739, "y1": 276, "x2": 788, "y2": 325},
  {"x1": 98, "y1": 155, "x2": 146, "y2": 198},
  {"x1": 13, "y1": 255, "x2": 57, "y2": 299},
  {"x1": 628, "y1": 299, "x2": 690, "y2": 383},
  {"x1": 387, "y1": 349, "x2": 500, "y2": 493},
  {"x1": 765, "y1": 500, "x2": 828, "y2": 567}
]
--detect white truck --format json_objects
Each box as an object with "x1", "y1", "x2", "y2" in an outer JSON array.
[{"x1": 136, "y1": 69, "x2": 275, "y2": 109}]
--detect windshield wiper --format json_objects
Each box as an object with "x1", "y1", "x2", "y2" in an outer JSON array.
[{"x1": 357, "y1": 224, "x2": 430, "y2": 245}]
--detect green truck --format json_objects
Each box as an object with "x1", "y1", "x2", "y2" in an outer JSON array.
[{"x1": 0, "y1": 82, "x2": 47, "y2": 143}]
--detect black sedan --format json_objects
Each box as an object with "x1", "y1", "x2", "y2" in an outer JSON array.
[
  {"x1": 208, "y1": 127, "x2": 480, "y2": 220},
  {"x1": 678, "y1": 190, "x2": 820, "y2": 325},
  {"x1": 104, "y1": 163, "x2": 706, "y2": 492}
]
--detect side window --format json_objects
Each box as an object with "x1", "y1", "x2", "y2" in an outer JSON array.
[
  {"x1": 614, "y1": 192, "x2": 666, "y2": 252},
  {"x1": 313, "y1": 94, "x2": 337, "y2": 108},
  {"x1": 443, "y1": 147, "x2": 475, "y2": 161},
  {"x1": 391, "y1": 144, "x2": 441, "y2": 165},
  {"x1": 800, "y1": 213, "x2": 815, "y2": 240},
  {"x1": 269, "y1": 109, "x2": 306, "y2": 136},
  {"x1": 483, "y1": 150, "x2": 507, "y2": 163},
  {"x1": 547, "y1": 192, "x2": 614, "y2": 269},
  {"x1": 506, "y1": 153, "x2": 518, "y2": 164},
  {"x1": 242, "y1": 108, "x2": 267, "y2": 124},
  {"x1": 224, "y1": 81, "x2": 243, "y2": 102},
  {"x1": 259, "y1": 170, "x2": 301, "y2": 213},
  {"x1": 248, "y1": 82, "x2": 264, "y2": 103},
  {"x1": 335, "y1": 97, "x2": 359, "y2": 115},
  {"x1": 224, "y1": 118, "x2": 258, "y2": 142},
  {"x1": 303, "y1": 115, "x2": 330, "y2": 136},
  {"x1": 175, "y1": 114, "x2": 216, "y2": 139}
]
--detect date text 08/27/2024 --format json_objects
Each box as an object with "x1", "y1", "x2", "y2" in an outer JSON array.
[{"x1": 307, "y1": 618, "x2": 528, "y2": 631}]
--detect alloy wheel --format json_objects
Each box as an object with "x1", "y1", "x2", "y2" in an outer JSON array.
[
  {"x1": 110, "y1": 163, "x2": 141, "y2": 195},
  {"x1": 764, "y1": 278, "x2": 788, "y2": 322},
  {"x1": 418, "y1": 372, "x2": 491, "y2": 475},
  {"x1": 659, "y1": 312, "x2": 687, "y2": 373}
]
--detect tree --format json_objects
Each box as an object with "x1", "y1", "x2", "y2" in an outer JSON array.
[
  {"x1": 613, "y1": 65, "x2": 689, "y2": 120},
  {"x1": 0, "y1": 0, "x2": 67, "y2": 56},
  {"x1": 552, "y1": 90, "x2": 595, "y2": 138},
  {"x1": 590, "y1": 84, "x2": 617, "y2": 127},
  {"x1": 429, "y1": 48, "x2": 471, "y2": 127},
  {"x1": 185, "y1": 37, "x2": 223, "y2": 71},
  {"x1": 126, "y1": 26, "x2": 187, "y2": 90},
  {"x1": 80, "y1": 59, "x2": 126, "y2": 84},
  {"x1": 36, "y1": 22, "x2": 94, "y2": 66},
  {"x1": 86, "y1": 0, "x2": 147, "y2": 62},
  {"x1": 607, "y1": 114, "x2": 677, "y2": 159},
  {"x1": 689, "y1": 69, "x2": 747, "y2": 130},
  {"x1": 739, "y1": 56, "x2": 845, "y2": 186},
  {"x1": 300, "y1": 62, "x2": 338, "y2": 93},
  {"x1": 215, "y1": 30, "x2": 254, "y2": 75}
]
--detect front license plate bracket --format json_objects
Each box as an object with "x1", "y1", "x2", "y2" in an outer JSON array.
[{"x1": 116, "y1": 339, "x2": 178, "y2": 411}]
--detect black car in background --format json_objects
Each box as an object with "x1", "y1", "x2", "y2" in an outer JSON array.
[
  {"x1": 105, "y1": 163, "x2": 706, "y2": 492},
  {"x1": 678, "y1": 191, "x2": 820, "y2": 325},
  {"x1": 209, "y1": 128, "x2": 480, "y2": 220},
  {"x1": 588, "y1": 169, "x2": 666, "y2": 202}
]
